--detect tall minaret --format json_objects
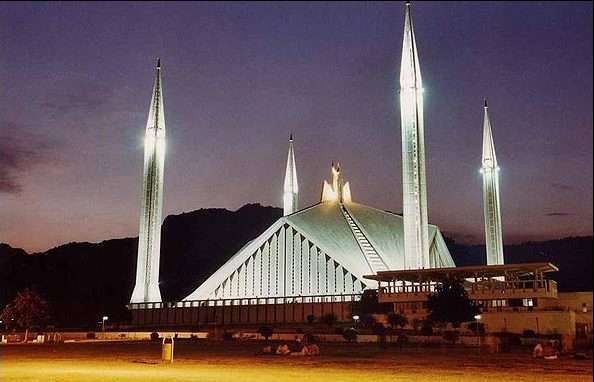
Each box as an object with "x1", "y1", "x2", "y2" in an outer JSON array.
[
  {"x1": 480, "y1": 100, "x2": 504, "y2": 265},
  {"x1": 283, "y1": 134, "x2": 298, "y2": 216},
  {"x1": 130, "y1": 59, "x2": 166, "y2": 304},
  {"x1": 399, "y1": 2, "x2": 430, "y2": 269}
]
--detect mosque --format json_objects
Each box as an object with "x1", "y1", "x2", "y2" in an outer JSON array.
[
  {"x1": 124, "y1": 5, "x2": 592, "y2": 346},
  {"x1": 129, "y1": 3, "x2": 502, "y2": 306}
]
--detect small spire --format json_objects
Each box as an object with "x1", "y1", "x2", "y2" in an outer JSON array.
[
  {"x1": 156, "y1": 58, "x2": 161, "y2": 70},
  {"x1": 482, "y1": 102, "x2": 497, "y2": 167},
  {"x1": 484, "y1": 98, "x2": 488, "y2": 108},
  {"x1": 283, "y1": 135, "x2": 298, "y2": 216}
]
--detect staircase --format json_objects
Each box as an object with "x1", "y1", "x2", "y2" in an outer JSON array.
[{"x1": 340, "y1": 204, "x2": 388, "y2": 273}]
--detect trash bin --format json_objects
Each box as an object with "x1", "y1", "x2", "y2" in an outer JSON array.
[{"x1": 162, "y1": 336, "x2": 174, "y2": 362}]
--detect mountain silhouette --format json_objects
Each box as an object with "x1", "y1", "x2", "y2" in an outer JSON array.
[{"x1": 0, "y1": 203, "x2": 591, "y2": 327}]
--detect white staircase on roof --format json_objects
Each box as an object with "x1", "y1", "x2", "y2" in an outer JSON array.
[{"x1": 340, "y1": 204, "x2": 388, "y2": 273}]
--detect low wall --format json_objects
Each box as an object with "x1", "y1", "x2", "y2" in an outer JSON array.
[
  {"x1": 130, "y1": 301, "x2": 356, "y2": 327},
  {"x1": 481, "y1": 310, "x2": 576, "y2": 335},
  {"x1": 1, "y1": 331, "x2": 209, "y2": 343}
]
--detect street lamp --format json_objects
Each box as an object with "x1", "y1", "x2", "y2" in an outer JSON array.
[
  {"x1": 101, "y1": 316, "x2": 109, "y2": 332},
  {"x1": 474, "y1": 314, "x2": 482, "y2": 351}
]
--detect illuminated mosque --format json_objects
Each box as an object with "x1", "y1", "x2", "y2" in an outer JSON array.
[{"x1": 129, "y1": 2, "x2": 503, "y2": 305}]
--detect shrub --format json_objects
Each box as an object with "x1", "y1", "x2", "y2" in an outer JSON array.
[
  {"x1": 222, "y1": 331, "x2": 234, "y2": 341},
  {"x1": 320, "y1": 313, "x2": 338, "y2": 328},
  {"x1": 443, "y1": 330, "x2": 460, "y2": 344},
  {"x1": 333, "y1": 327, "x2": 344, "y2": 335},
  {"x1": 467, "y1": 322, "x2": 485, "y2": 335},
  {"x1": 420, "y1": 320, "x2": 433, "y2": 336},
  {"x1": 86, "y1": 332, "x2": 96, "y2": 339},
  {"x1": 258, "y1": 326, "x2": 274, "y2": 341},
  {"x1": 343, "y1": 328, "x2": 358, "y2": 343},
  {"x1": 150, "y1": 332, "x2": 159, "y2": 341},
  {"x1": 360, "y1": 313, "x2": 376, "y2": 328},
  {"x1": 307, "y1": 314, "x2": 316, "y2": 324},
  {"x1": 387, "y1": 312, "x2": 408, "y2": 329},
  {"x1": 373, "y1": 323, "x2": 387, "y2": 347}
]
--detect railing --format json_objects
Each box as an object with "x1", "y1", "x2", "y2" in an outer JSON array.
[
  {"x1": 128, "y1": 293, "x2": 362, "y2": 311},
  {"x1": 378, "y1": 279, "x2": 558, "y2": 303},
  {"x1": 127, "y1": 293, "x2": 363, "y2": 327}
]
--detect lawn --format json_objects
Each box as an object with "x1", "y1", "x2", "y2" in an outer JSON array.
[{"x1": 0, "y1": 340, "x2": 591, "y2": 382}]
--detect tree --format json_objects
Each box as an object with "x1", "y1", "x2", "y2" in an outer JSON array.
[
  {"x1": 426, "y1": 278, "x2": 479, "y2": 328},
  {"x1": 0, "y1": 288, "x2": 51, "y2": 342},
  {"x1": 357, "y1": 289, "x2": 392, "y2": 316},
  {"x1": 387, "y1": 312, "x2": 408, "y2": 329}
]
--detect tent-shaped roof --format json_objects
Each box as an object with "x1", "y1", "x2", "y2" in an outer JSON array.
[{"x1": 183, "y1": 200, "x2": 455, "y2": 301}]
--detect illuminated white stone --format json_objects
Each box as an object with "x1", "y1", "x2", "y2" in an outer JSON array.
[
  {"x1": 399, "y1": 2, "x2": 430, "y2": 269},
  {"x1": 481, "y1": 100, "x2": 504, "y2": 265},
  {"x1": 130, "y1": 59, "x2": 166, "y2": 304},
  {"x1": 320, "y1": 163, "x2": 351, "y2": 203},
  {"x1": 283, "y1": 135, "x2": 298, "y2": 216},
  {"x1": 183, "y1": 166, "x2": 454, "y2": 301}
]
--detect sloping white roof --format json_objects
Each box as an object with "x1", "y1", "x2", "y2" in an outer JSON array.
[{"x1": 183, "y1": 201, "x2": 455, "y2": 301}]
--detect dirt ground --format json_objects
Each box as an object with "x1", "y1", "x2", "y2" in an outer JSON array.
[{"x1": 0, "y1": 340, "x2": 591, "y2": 382}]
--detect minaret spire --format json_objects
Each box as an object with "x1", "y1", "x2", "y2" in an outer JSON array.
[
  {"x1": 283, "y1": 134, "x2": 298, "y2": 216},
  {"x1": 399, "y1": 1, "x2": 430, "y2": 269},
  {"x1": 130, "y1": 59, "x2": 167, "y2": 304},
  {"x1": 480, "y1": 100, "x2": 504, "y2": 265}
]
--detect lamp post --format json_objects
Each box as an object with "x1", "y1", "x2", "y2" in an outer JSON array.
[
  {"x1": 102, "y1": 316, "x2": 108, "y2": 332},
  {"x1": 474, "y1": 314, "x2": 482, "y2": 351}
]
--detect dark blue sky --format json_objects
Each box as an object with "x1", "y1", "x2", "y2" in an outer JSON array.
[{"x1": 1, "y1": 2, "x2": 592, "y2": 252}]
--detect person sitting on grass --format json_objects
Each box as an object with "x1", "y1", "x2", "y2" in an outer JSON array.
[{"x1": 275, "y1": 343, "x2": 290, "y2": 355}]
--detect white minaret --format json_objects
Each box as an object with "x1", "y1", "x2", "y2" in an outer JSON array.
[
  {"x1": 283, "y1": 134, "x2": 298, "y2": 216},
  {"x1": 480, "y1": 100, "x2": 504, "y2": 265},
  {"x1": 130, "y1": 59, "x2": 166, "y2": 304},
  {"x1": 399, "y1": 2, "x2": 430, "y2": 269}
]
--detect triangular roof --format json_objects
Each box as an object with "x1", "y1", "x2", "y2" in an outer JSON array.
[{"x1": 183, "y1": 200, "x2": 455, "y2": 301}]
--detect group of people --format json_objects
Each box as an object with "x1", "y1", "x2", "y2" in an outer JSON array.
[
  {"x1": 260, "y1": 335, "x2": 320, "y2": 356},
  {"x1": 532, "y1": 340, "x2": 561, "y2": 359}
]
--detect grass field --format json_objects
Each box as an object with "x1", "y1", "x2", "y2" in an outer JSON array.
[{"x1": 1, "y1": 340, "x2": 591, "y2": 382}]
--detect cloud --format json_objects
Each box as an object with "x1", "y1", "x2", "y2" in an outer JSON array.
[
  {"x1": 551, "y1": 183, "x2": 573, "y2": 191},
  {"x1": 544, "y1": 212, "x2": 573, "y2": 217},
  {"x1": 0, "y1": 121, "x2": 56, "y2": 194}
]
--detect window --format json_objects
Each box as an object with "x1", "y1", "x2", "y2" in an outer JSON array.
[{"x1": 523, "y1": 298, "x2": 534, "y2": 307}]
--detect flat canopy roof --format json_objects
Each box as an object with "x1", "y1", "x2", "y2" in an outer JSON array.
[{"x1": 364, "y1": 262, "x2": 558, "y2": 283}]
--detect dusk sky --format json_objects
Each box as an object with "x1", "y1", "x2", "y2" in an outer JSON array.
[{"x1": 1, "y1": 2, "x2": 592, "y2": 253}]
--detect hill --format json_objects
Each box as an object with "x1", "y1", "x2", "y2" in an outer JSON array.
[{"x1": 0, "y1": 203, "x2": 591, "y2": 327}]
